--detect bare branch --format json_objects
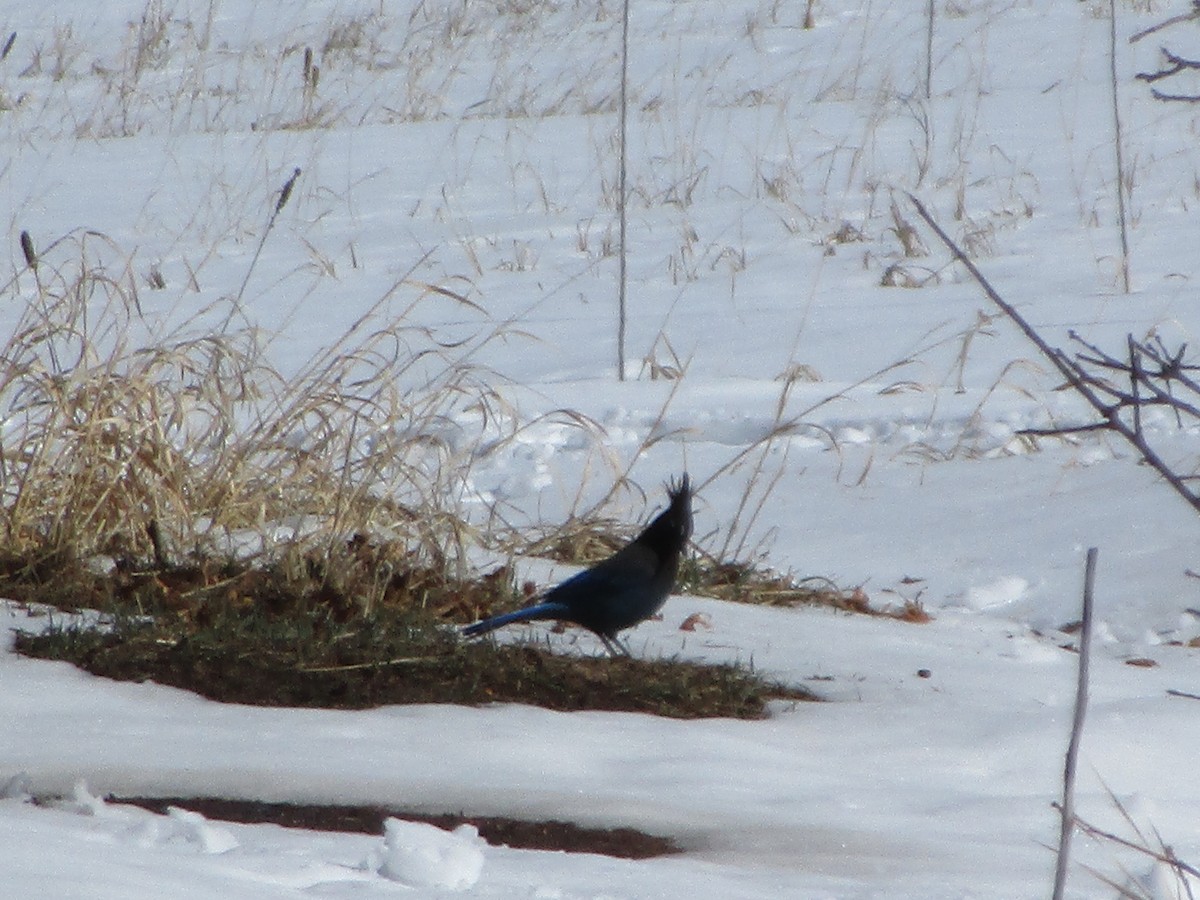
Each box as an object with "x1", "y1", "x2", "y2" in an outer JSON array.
[
  {"x1": 1136, "y1": 42, "x2": 1200, "y2": 102},
  {"x1": 1017, "y1": 423, "x2": 1110, "y2": 438},
  {"x1": 1136, "y1": 46, "x2": 1200, "y2": 81},
  {"x1": 909, "y1": 195, "x2": 1200, "y2": 517},
  {"x1": 1150, "y1": 88, "x2": 1200, "y2": 103},
  {"x1": 1129, "y1": 3, "x2": 1200, "y2": 45}
]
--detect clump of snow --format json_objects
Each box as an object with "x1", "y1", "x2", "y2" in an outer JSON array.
[
  {"x1": 369, "y1": 818, "x2": 485, "y2": 890},
  {"x1": 1, "y1": 773, "x2": 30, "y2": 801},
  {"x1": 961, "y1": 575, "x2": 1030, "y2": 611},
  {"x1": 48, "y1": 782, "x2": 239, "y2": 854},
  {"x1": 57, "y1": 779, "x2": 109, "y2": 818},
  {"x1": 160, "y1": 807, "x2": 240, "y2": 855}
]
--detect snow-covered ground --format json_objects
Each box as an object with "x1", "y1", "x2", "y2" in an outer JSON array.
[{"x1": 4, "y1": 0, "x2": 1200, "y2": 896}]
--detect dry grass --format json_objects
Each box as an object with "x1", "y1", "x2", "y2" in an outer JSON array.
[
  {"x1": 0, "y1": 231, "x2": 489, "y2": 574},
  {"x1": 3, "y1": 235, "x2": 821, "y2": 718},
  {"x1": 680, "y1": 556, "x2": 931, "y2": 622}
]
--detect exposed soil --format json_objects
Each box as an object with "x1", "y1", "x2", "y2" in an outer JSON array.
[{"x1": 112, "y1": 796, "x2": 680, "y2": 859}]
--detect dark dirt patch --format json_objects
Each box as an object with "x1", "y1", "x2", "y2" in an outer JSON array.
[{"x1": 112, "y1": 796, "x2": 680, "y2": 859}]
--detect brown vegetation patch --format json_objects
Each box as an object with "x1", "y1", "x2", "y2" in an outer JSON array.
[
  {"x1": 680, "y1": 558, "x2": 931, "y2": 622},
  {"x1": 11, "y1": 540, "x2": 818, "y2": 719}
]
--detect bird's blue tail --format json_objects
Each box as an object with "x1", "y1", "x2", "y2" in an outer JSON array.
[{"x1": 461, "y1": 601, "x2": 570, "y2": 638}]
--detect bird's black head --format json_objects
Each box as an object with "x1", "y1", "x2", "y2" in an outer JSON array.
[{"x1": 637, "y1": 473, "x2": 692, "y2": 556}]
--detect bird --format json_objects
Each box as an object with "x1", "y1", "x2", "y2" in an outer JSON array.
[{"x1": 463, "y1": 474, "x2": 693, "y2": 656}]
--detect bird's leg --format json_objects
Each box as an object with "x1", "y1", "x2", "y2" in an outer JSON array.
[{"x1": 598, "y1": 633, "x2": 631, "y2": 658}]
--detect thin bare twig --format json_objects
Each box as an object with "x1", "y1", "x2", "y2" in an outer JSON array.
[
  {"x1": 1052, "y1": 547, "x2": 1098, "y2": 900},
  {"x1": 1136, "y1": 46, "x2": 1200, "y2": 81},
  {"x1": 298, "y1": 656, "x2": 445, "y2": 673},
  {"x1": 925, "y1": 0, "x2": 934, "y2": 99},
  {"x1": 1130, "y1": 4, "x2": 1200, "y2": 45},
  {"x1": 1073, "y1": 809, "x2": 1200, "y2": 884},
  {"x1": 1108, "y1": 0, "x2": 1131, "y2": 293},
  {"x1": 616, "y1": 0, "x2": 630, "y2": 381}
]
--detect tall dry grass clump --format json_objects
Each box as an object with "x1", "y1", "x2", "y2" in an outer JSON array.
[
  {"x1": 0, "y1": 232, "x2": 493, "y2": 577},
  {"x1": 4, "y1": 241, "x2": 815, "y2": 718}
]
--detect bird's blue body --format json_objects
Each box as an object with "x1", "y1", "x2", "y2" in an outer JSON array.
[{"x1": 463, "y1": 475, "x2": 693, "y2": 655}]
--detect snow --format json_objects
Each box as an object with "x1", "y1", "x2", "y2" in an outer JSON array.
[
  {"x1": 372, "y1": 819, "x2": 485, "y2": 890},
  {"x1": 4, "y1": 0, "x2": 1200, "y2": 897}
]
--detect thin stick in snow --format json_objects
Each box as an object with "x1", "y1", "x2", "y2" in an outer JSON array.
[
  {"x1": 1051, "y1": 546, "x2": 1098, "y2": 900},
  {"x1": 616, "y1": 0, "x2": 630, "y2": 381},
  {"x1": 925, "y1": 0, "x2": 934, "y2": 99},
  {"x1": 1108, "y1": 0, "x2": 1131, "y2": 293}
]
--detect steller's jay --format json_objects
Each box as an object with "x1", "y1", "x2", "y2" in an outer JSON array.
[{"x1": 463, "y1": 474, "x2": 693, "y2": 656}]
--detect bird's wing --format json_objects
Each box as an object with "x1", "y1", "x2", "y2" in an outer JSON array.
[{"x1": 542, "y1": 542, "x2": 658, "y2": 605}]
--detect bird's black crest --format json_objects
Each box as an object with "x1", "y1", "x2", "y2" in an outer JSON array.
[
  {"x1": 667, "y1": 473, "x2": 691, "y2": 505},
  {"x1": 643, "y1": 472, "x2": 692, "y2": 550}
]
